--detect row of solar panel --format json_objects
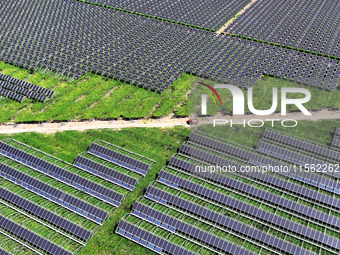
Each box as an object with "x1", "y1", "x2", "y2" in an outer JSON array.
[
  {"x1": 332, "y1": 127, "x2": 340, "y2": 149},
  {"x1": 225, "y1": 0, "x2": 340, "y2": 57},
  {"x1": 131, "y1": 201, "x2": 257, "y2": 255},
  {"x1": 257, "y1": 140, "x2": 339, "y2": 178},
  {"x1": 117, "y1": 220, "x2": 195, "y2": 255},
  {"x1": 0, "y1": 72, "x2": 55, "y2": 103},
  {"x1": 0, "y1": 80, "x2": 48, "y2": 102},
  {"x1": 74, "y1": 154, "x2": 137, "y2": 191},
  {"x1": 88, "y1": 142, "x2": 150, "y2": 176},
  {"x1": 0, "y1": 141, "x2": 124, "y2": 207},
  {"x1": 0, "y1": 214, "x2": 71, "y2": 255},
  {"x1": 145, "y1": 184, "x2": 338, "y2": 255},
  {"x1": 166, "y1": 157, "x2": 339, "y2": 232},
  {"x1": 188, "y1": 132, "x2": 340, "y2": 204},
  {"x1": 157, "y1": 168, "x2": 340, "y2": 251},
  {"x1": 0, "y1": 73, "x2": 55, "y2": 97},
  {"x1": 0, "y1": 161, "x2": 108, "y2": 224},
  {"x1": 188, "y1": 132, "x2": 340, "y2": 194},
  {"x1": 1, "y1": 0, "x2": 339, "y2": 93},
  {"x1": 142, "y1": 186, "x2": 316, "y2": 255},
  {"x1": 0, "y1": 187, "x2": 91, "y2": 241},
  {"x1": 263, "y1": 129, "x2": 340, "y2": 164}
]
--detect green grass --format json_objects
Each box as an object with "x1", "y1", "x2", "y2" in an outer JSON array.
[
  {"x1": 1, "y1": 61, "x2": 340, "y2": 124},
  {"x1": 0, "y1": 62, "x2": 190, "y2": 123},
  {"x1": 0, "y1": 127, "x2": 189, "y2": 255}
]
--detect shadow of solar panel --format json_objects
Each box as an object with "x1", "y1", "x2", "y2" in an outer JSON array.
[
  {"x1": 0, "y1": 215, "x2": 71, "y2": 255},
  {"x1": 0, "y1": 162, "x2": 107, "y2": 224},
  {"x1": 0, "y1": 187, "x2": 91, "y2": 241}
]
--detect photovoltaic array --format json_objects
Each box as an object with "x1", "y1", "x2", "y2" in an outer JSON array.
[
  {"x1": 0, "y1": 0, "x2": 339, "y2": 93},
  {"x1": 225, "y1": 0, "x2": 340, "y2": 58},
  {"x1": 0, "y1": 138, "x2": 154, "y2": 254},
  {"x1": 332, "y1": 127, "x2": 340, "y2": 149},
  {"x1": 77, "y1": 0, "x2": 250, "y2": 31},
  {"x1": 117, "y1": 129, "x2": 340, "y2": 255},
  {"x1": 0, "y1": 73, "x2": 56, "y2": 103}
]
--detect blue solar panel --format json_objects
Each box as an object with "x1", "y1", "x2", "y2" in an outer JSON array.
[
  {"x1": 133, "y1": 201, "x2": 304, "y2": 255},
  {"x1": 0, "y1": 214, "x2": 71, "y2": 255},
  {"x1": 0, "y1": 141, "x2": 123, "y2": 206},
  {"x1": 0, "y1": 187, "x2": 91, "y2": 241},
  {"x1": 188, "y1": 132, "x2": 340, "y2": 194},
  {"x1": 74, "y1": 155, "x2": 137, "y2": 190},
  {"x1": 147, "y1": 183, "x2": 339, "y2": 251},
  {"x1": 117, "y1": 220, "x2": 195, "y2": 255},
  {"x1": 0, "y1": 162, "x2": 107, "y2": 224},
  {"x1": 88, "y1": 142, "x2": 150, "y2": 176}
]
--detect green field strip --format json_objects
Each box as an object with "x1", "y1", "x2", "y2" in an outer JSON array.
[
  {"x1": 223, "y1": 33, "x2": 340, "y2": 61},
  {"x1": 0, "y1": 203, "x2": 81, "y2": 254},
  {"x1": 150, "y1": 182, "x2": 335, "y2": 254}
]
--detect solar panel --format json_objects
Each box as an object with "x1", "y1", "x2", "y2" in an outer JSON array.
[
  {"x1": 0, "y1": 141, "x2": 124, "y2": 207},
  {"x1": 117, "y1": 220, "x2": 195, "y2": 255},
  {"x1": 335, "y1": 127, "x2": 340, "y2": 137},
  {"x1": 225, "y1": 0, "x2": 340, "y2": 58},
  {"x1": 146, "y1": 185, "x2": 340, "y2": 252},
  {"x1": 0, "y1": 87, "x2": 26, "y2": 103},
  {"x1": 257, "y1": 139, "x2": 339, "y2": 178},
  {"x1": 88, "y1": 142, "x2": 150, "y2": 176},
  {"x1": 0, "y1": 0, "x2": 338, "y2": 92},
  {"x1": 0, "y1": 187, "x2": 91, "y2": 241},
  {"x1": 0, "y1": 161, "x2": 108, "y2": 224},
  {"x1": 0, "y1": 80, "x2": 48, "y2": 103},
  {"x1": 332, "y1": 138, "x2": 340, "y2": 149},
  {"x1": 159, "y1": 168, "x2": 340, "y2": 235},
  {"x1": 74, "y1": 154, "x2": 137, "y2": 190},
  {"x1": 0, "y1": 214, "x2": 71, "y2": 255},
  {"x1": 263, "y1": 129, "x2": 340, "y2": 163},
  {"x1": 132, "y1": 202, "x2": 256, "y2": 255},
  {"x1": 0, "y1": 248, "x2": 10, "y2": 255},
  {"x1": 133, "y1": 200, "x2": 312, "y2": 255},
  {"x1": 188, "y1": 132, "x2": 340, "y2": 194}
]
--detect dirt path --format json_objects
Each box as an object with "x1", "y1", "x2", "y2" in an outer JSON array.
[
  {"x1": 0, "y1": 110, "x2": 339, "y2": 134},
  {"x1": 216, "y1": 0, "x2": 259, "y2": 34}
]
